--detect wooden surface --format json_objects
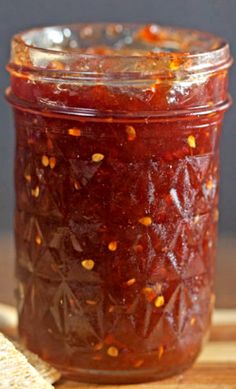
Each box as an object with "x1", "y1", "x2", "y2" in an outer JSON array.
[
  {"x1": 0, "y1": 304, "x2": 236, "y2": 388},
  {"x1": 1, "y1": 234, "x2": 236, "y2": 307}
]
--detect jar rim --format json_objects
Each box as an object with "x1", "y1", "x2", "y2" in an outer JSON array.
[
  {"x1": 12, "y1": 23, "x2": 228, "y2": 56},
  {"x1": 9, "y1": 23, "x2": 232, "y2": 78}
]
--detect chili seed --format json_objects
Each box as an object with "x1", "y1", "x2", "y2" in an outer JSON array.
[
  {"x1": 107, "y1": 346, "x2": 119, "y2": 357},
  {"x1": 154, "y1": 295, "x2": 165, "y2": 308},
  {"x1": 211, "y1": 293, "x2": 216, "y2": 306},
  {"x1": 24, "y1": 173, "x2": 31, "y2": 182},
  {"x1": 81, "y1": 259, "x2": 95, "y2": 270},
  {"x1": 86, "y1": 300, "x2": 97, "y2": 305},
  {"x1": 68, "y1": 128, "x2": 81, "y2": 137},
  {"x1": 108, "y1": 241, "x2": 118, "y2": 251},
  {"x1": 126, "y1": 125, "x2": 136, "y2": 141},
  {"x1": 41, "y1": 155, "x2": 49, "y2": 167},
  {"x1": 126, "y1": 278, "x2": 136, "y2": 286},
  {"x1": 139, "y1": 216, "x2": 152, "y2": 226},
  {"x1": 35, "y1": 235, "x2": 42, "y2": 245},
  {"x1": 92, "y1": 153, "x2": 104, "y2": 162},
  {"x1": 213, "y1": 209, "x2": 219, "y2": 222},
  {"x1": 49, "y1": 157, "x2": 56, "y2": 169},
  {"x1": 31, "y1": 186, "x2": 40, "y2": 198},
  {"x1": 187, "y1": 135, "x2": 196, "y2": 148},
  {"x1": 169, "y1": 57, "x2": 181, "y2": 71},
  {"x1": 206, "y1": 179, "x2": 214, "y2": 190},
  {"x1": 74, "y1": 181, "x2": 81, "y2": 190}
]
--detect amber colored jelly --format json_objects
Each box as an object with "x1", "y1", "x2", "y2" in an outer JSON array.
[{"x1": 6, "y1": 24, "x2": 232, "y2": 383}]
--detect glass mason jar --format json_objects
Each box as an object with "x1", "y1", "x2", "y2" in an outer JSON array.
[{"x1": 6, "y1": 24, "x2": 232, "y2": 384}]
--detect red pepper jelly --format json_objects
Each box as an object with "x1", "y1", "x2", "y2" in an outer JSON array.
[{"x1": 6, "y1": 24, "x2": 232, "y2": 384}]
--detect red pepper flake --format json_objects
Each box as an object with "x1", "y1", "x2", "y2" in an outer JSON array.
[
  {"x1": 133, "y1": 244, "x2": 143, "y2": 253},
  {"x1": 165, "y1": 194, "x2": 173, "y2": 205},
  {"x1": 94, "y1": 342, "x2": 103, "y2": 351},
  {"x1": 190, "y1": 317, "x2": 196, "y2": 326},
  {"x1": 92, "y1": 354, "x2": 102, "y2": 361},
  {"x1": 133, "y1": 359, "x2": 144, "y2": 368},
  {"x1": 142, "y1": 287, "x2": 156, "y2": 302},
  {"x1": 164, "y1": 151, "x2": 173, "y2": 162},
  {"x1": 47, "y1": 138, "x2": 53, "y2": 150},
  {"x1": 158, "y1": 345, "x2": 164, "y2": 359},
  {"x1": 105, "y1": 334, "x2": 116, "y2": 344},
  {"x1": 138, "y1": 24, "x2": 159, "y2": 42},
  {"x1": 161, "y1": 246, "x2": 168, "y2": 253},
  {"x1": 27, "y1": 138, "x2": 34, "y2": 145}
]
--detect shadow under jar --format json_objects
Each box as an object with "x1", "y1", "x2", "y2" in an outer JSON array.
[{"x1": 6, "y1": 24, "x2": 232, "y2": 384}]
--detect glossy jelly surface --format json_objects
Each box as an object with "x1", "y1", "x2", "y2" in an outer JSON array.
[{"x1": 7, "y1": 24, "x2": 232, "y2": 383}]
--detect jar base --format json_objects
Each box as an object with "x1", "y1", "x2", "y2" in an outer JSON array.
[{"x1": 56, "y1": 360, "x2": 197, "y2": 385}]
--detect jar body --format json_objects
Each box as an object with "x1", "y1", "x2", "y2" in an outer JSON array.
[
  {"x1": 14, "y1": 108, "x2": 220, "y2": 383},
  {"x1": 7, "y1": 24, "x2": 232, "y2": 384}
]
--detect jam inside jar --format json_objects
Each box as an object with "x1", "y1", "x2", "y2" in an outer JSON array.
[{"x1": 6, "y1": 24, "x2": 232, "y2": 384}]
